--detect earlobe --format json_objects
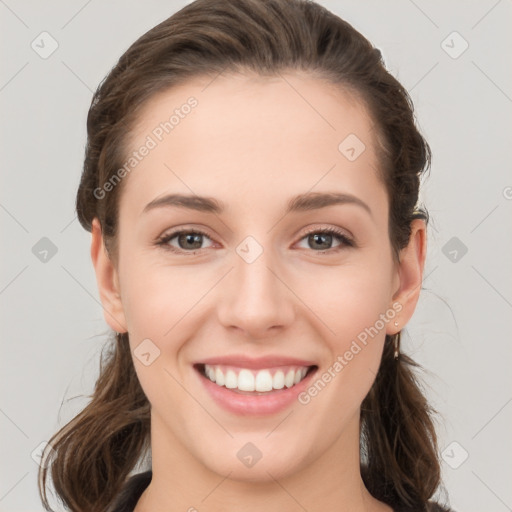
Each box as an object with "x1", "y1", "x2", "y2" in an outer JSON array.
[
  {"x1": 90, "y1": 218, "x2": 127, "y2": 333},
  {"x1": 387, "y1": 219, "x2": 427, "y2": 335}
]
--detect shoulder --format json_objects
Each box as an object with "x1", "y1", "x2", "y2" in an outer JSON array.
[{"x1": 108, "y1": 470, "x2": 152, "y2": 512}]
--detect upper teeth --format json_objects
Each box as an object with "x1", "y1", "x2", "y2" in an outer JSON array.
[{"x1": 204, "y1": 364, "x2": 310, "y2": 392}]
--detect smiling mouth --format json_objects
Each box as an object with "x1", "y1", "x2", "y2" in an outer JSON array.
[{"x1": 194, "y1": 363, "x2": 318, "y2": 395}]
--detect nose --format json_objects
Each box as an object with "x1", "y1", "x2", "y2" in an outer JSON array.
[{"x1": 216, "y1": 242, "x2": 295, "y2": 340}]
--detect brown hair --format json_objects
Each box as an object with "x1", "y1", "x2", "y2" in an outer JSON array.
[{"x1": 39, "y1": 0, "x2": 444, "y2": 510}]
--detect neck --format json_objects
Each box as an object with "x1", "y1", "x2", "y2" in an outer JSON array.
[{"x1": 134, "y1": 411, "x2": 392, "y2": 512}]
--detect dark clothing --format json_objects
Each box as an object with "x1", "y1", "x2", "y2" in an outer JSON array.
[{"x1": 109, "y1": 470, "x2": 456, "y2": 512}]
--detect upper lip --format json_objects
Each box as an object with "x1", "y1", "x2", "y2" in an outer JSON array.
[{"x1": 196, "y1": 355, "x2": 317, "y2": 369}]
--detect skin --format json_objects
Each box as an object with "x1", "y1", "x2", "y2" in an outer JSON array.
[{"x1": 91, "y1": 71, "x2": 426, "y2": 512}]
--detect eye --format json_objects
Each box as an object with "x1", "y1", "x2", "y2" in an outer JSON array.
[
  {"x1": 156, "y1": 226, "x2": 355, "y2": 255},
  {"x1": 295, "y1": 227, "x2": 355, "y2": 252},
  {"x1": 156, "y1": 228, "x2": 214, "y2": 254}
]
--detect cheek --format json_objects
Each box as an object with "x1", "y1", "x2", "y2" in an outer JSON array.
[
  {"x1": 296, "y1": 257, "x2": 394, "y2": 407},
  {"x1": 296, "y1": 258, "x2": 393, "y2": 341},
  {"x1": 117, "y1": 247, "x2": 192, "y2": 339}
]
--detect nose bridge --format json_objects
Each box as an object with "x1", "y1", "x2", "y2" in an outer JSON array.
[{"x1": 216, "y1": 234, "x2": 295, "y2": 335}]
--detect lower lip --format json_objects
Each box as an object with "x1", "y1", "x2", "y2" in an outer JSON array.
[{"x1": 196, "y1": 366, "x2": 317, "y2": 415}]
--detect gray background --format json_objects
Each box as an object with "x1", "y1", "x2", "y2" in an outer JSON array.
[{"x1": 1, "y1": 1, "x2": 511, "y2": 511}]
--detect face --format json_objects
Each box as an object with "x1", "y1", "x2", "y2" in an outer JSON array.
[{"x1": 92, "y1": 71, "x2": 425, "y2": 483}]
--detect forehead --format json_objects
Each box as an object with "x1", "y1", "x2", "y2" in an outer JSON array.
[{"x1": 120, "y1": 71, "x2": 386, "y2": 218}]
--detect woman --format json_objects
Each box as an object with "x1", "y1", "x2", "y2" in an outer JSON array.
[{"x1": 38, "y1": 0, "x2": 455, "y2": 511}]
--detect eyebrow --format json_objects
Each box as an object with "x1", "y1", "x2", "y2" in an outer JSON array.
[{"x1": 142, "y1": 191, "x2": 373, "y2": 218}]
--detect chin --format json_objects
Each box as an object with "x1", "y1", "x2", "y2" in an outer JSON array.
[{"x1": 196, "y1": 437, "x2": 310, "y2": 483}]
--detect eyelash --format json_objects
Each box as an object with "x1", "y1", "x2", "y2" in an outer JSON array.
[{"x1": 155, "y1": 226, "x2": 355, "y2": 255}]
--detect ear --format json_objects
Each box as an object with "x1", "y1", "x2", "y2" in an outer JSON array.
[
  {"x1": 90, "y1": 218, "x2": 127, "y2": 333},
  {"x1": 386, "y1": 218, "x2": 427, "y2": 335}
]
